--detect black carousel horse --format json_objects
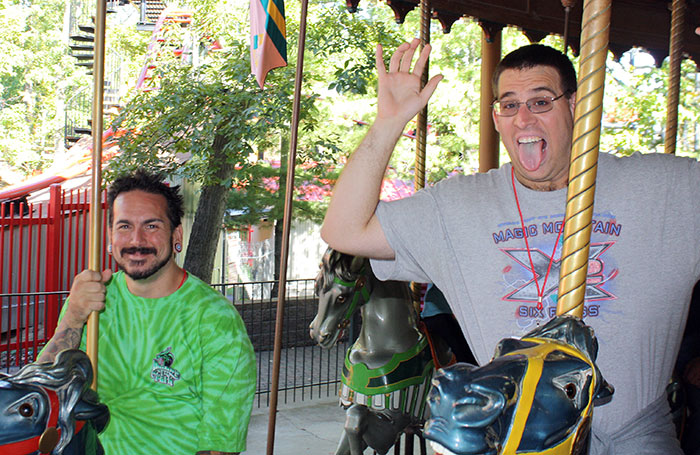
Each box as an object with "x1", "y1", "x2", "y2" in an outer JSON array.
[
  {"x1": 310, "y1": 247, "x2": 451, "y2": 455},
  {"x1": 424, "y1": 315, "x2": 613, "y2": 455},
  {"x1": 0, "y1": 349, "x2": 109, "y2": 455}
]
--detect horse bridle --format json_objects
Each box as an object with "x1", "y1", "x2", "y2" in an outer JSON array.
[
  {"x1": 1, "y1": 386, "x2": 85, "y2": 454},
  {"x1": 333, "y1": 271, "x2": 371, "y2": 329},
  {"x1": 499, "y1": 338, "x2": 596, "y2": 455}
]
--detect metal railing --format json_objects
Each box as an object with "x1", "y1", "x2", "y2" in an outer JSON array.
[
  {"x1": 1, "y1": 279, "x2": 348, "y2": 408},
  {"x1": 212, "y1": 279, "x2": 348, "y2": 407}
]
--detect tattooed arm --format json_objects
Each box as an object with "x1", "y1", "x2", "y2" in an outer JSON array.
[
  {"x1": 37, "y1": 269, "x2": 112, "y2": 363},
  {"x1": 37, "y1": 324, "x2": 84, "y2": 363}
]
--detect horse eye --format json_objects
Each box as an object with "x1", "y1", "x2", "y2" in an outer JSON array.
[
  {"x1": 337, "y1": 295, "x2": 346, "y2": 303},
  {"x1": 19, "y1": 403, "x2": 34, "y2": 417},
  {"x1": 565, "y1": 383, "x2": 577, "y2": 399}
]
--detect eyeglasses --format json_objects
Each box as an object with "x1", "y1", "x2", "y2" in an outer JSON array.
[{"x1": 492, "y1": 93, "x2": 569, "y2": 117}]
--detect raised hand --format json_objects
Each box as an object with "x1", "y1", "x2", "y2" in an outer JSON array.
[{"x1": 375, "y1": 38, "x2": 443, "y2": 126}]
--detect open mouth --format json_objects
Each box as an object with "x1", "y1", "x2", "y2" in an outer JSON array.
[{"x1": 517, "y1": 136, "x2": 546, "y2": 171}]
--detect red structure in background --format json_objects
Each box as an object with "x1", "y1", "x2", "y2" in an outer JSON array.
[{"x1": 0, "y1": 184, "x2": 115, "y2": 370}]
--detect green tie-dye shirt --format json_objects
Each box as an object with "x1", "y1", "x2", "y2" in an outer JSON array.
[{"x1": 58, "y1": 271, "x2": 256, "y2": 454}]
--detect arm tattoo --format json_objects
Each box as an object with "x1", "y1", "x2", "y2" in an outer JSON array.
[{"x1": 37, "y1": 326, "x2": 84, "y2": 363}]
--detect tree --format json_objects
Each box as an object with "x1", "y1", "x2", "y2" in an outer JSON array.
[
  {"x1": 602, "y1": 53, "x2": 700, "y2": 158},
  {"x1": 0, "y1": 0, "x2": 87, "y2": 173},
  {"x1": 108, "y1": 0, "x2": 409, "y2": 283},
  {"x1": 107, "y1": 32, "x2": 311, "y2": 282}
]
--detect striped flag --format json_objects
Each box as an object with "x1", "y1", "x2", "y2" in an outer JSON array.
[{"x1": 250, "y1": 0, "x2": 287, "y2": 88}]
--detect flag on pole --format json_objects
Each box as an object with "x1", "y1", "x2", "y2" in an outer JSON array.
[{"x1": 250, "y1": 0, "x2": 287, "y2": 88}]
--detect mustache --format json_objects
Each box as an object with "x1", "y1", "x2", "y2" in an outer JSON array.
[{"x1": 121, "y1": 247, "x2": 157, "y2": 256}]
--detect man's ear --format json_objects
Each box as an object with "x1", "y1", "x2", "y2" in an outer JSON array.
[
  {"x1": 173, "y1": 225, "x2": 183, "y2": 248},
  {"x1": 492, "y1": 108, "x2": 501, "y2": 134},
  {"x1": 569, "y1": 92, "x2": 577, "y2": 116}
]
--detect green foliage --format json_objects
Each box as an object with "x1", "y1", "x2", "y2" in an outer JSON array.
[
  {"x1": 602, "y1": 55, "x2": 700, "y2": 158},
  {"x1": 108, "y1": 38, "x2": 292, "y2": 184},
  {"x1": 107, "y1": 5, "x2": 339, "y2": 229},
  {"x1": 305, "y1": 1, "x2": 404, "y2": 95},
  {"x1": 0, "y1": 0, "x2": 85, "y2": 173}
]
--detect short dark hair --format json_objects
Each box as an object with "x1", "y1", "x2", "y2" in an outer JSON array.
[
  {"x1": 107, "y1": 169, "x2": 184, "y2": 229},
  {"x1": 492, "y1": 44, "x2": 577, "y2": 98}
]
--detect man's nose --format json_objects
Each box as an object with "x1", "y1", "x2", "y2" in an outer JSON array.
[
  {"x1": 513, "y1": 102, "x2": 537, "y2": 127},
  {"x1": 130, "y1": 228, "x2": 147, "y2": 244}
]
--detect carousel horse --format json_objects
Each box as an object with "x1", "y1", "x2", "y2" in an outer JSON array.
[
  {"x1": 310, "y1": 247, "x2": 451, "y2": 455},
  {"x1": 0, "y1": 349, "x2": 110, "y2": 455},
  {"x1": 424, "y1": 315, "x2": 614, "y2": 455}
]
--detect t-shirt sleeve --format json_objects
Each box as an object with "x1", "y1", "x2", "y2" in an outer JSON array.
[
  {"x1": 195, "y1": 301, "x2": 256, "y2": 453},
  {"x1": 371, "y1": 188, "x2": 448, "y2": 283}
]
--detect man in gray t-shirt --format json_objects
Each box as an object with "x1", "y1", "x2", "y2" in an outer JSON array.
[{"x1": 322, "y1": 40, "x2": 700, "y2": 454}]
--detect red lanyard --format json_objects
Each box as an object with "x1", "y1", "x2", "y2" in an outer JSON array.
[
  {"x1": 511, "y1": 167, "x2": 563, "y2": 311},
  {"x1": 177, "y1": 270, "x2": 188, "y2": 290}
]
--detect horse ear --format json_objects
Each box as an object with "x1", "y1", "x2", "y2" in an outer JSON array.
[
  {"x1": 593, "y1": 378, "x2": 614, "y2": 406},
  {"x1": 349, "y1": 255, "x2": 366, "y2": 274},
  {"x1": 54, "y1": 349, "x2": 94, "y2": 387},
  {"x1": 73, "y1": 392, "x2": 110, "y2": 432},
  {"x1": 493, "y1": 338, "x2": 534, "y2": 358},
  {"x1": 327, "y1": 248, "x2": 343, "y2": 268}
]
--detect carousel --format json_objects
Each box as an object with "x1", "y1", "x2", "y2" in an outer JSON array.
[{"x1": 1, "y1": 0, "x2": 699, "y2": 454}]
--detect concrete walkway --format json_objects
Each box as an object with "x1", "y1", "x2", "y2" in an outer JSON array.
[{"x1": 243, "y1": 396, "x2": 438, "y2": 455}]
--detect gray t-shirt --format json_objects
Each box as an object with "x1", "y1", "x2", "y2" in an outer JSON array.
[{"x1": 372, "y1": 152, "x2": 700, "y2": 451}]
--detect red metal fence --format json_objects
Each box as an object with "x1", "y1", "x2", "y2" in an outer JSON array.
[{"x1": 0, "y1": 183, "x2": 115, "y2": 371}]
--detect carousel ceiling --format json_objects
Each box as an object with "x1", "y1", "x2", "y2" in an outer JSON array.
[{"x1": 346, "y1": 0, "x2": 700, "y2": 64}]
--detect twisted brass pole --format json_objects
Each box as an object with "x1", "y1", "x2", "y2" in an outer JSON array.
[
  {"x1": 665, "y1": 0, "x2": 686, "y2": 155},
  {"x1": 411, "y1": 0, "x2": 431, "y2": 309},
  {"x1": 414, "y1": 0, "x2": 430, "y2": 192},
  {"x1": 556, "y1": 0, "x2": 611, "y2": 317}
]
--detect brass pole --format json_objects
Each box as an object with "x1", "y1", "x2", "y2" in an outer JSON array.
[
  {"x1": 556, "y1": 0, "x2": 611, "y2": 317},
  {"x1": 665, "y1": 0, "x2": 686, "y2": 155},
  {"x1": 561, "y1": 1, "x2": 578, "y2": 54},
  {"x1": 411, "y1": 0, "x2": 431, "y2": 307},
  {"x1": 86, "y1": 0, "x2": 107, "y2": 390},
  {"x1": 415, "y1": 0, "x2": 430, "y2": 192},
  {"x1": 479, "y1": 26, "x2": 501, "y2": 172},
  {"x1": 266, "y1": 0, "x2": 307, "y2": 452}
]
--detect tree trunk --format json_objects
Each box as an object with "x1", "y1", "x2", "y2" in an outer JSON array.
[{"x1": 183, "y1": 133, "x2": 234, "y2": 283}]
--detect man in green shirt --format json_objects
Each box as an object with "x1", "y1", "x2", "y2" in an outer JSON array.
[{"x1": 39, "y1": 170, "x2": 256, "y2": 455}]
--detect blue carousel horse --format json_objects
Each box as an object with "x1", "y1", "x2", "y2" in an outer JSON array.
[
  {"x1": 0, "y1": 349, "x2": 109, "y2": 455},
  {"x1": 310, "y1": 247, "x2": 451, "y2": 455},
  {"x1": 424, "y1": 315, "x2": 613, "y2": 455}
]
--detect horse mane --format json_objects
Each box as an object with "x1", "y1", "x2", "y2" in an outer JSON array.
[
  {"x1": 525, "y1": 315, "x2": 613, "y2": 403},
  {"x1": 7, "y1": 349, "x2": 104, "y2": 454},
  {"x1": 526, "y1": 315, "x2": 599, "y2": 363},
  {"x1": 315, "y1": 247, "x2": 371, "y2": 295}
]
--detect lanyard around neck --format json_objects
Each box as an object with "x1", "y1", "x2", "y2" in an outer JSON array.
[{"x1": 511, "y1": 167, "x2": 564, "y2": 311}]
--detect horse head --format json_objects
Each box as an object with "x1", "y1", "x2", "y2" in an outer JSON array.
[
  {"x1": 310, "y1": 247, "x2": 372, "y2": 349},
  {"x1": 424, "y1": 315, "x2": 613, "y2": 455},
  {"x1": 0, "y1": 349, "x2": 110, "y2": 455}
]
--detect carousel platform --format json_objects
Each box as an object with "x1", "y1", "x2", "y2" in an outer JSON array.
[{"x1": 243, "y1": 395, "x2": 438, "y2": 455}]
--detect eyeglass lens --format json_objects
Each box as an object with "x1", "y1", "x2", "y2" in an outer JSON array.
[{"x1": 494, "y1": 96, "x2": 554, "y2": 116}]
